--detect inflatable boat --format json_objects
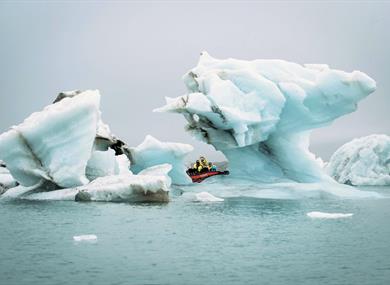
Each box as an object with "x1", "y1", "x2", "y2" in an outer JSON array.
[{"x1": 187, "y1": 170, "x2": 229, "y2": 183}]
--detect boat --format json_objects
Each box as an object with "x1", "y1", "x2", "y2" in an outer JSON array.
[{"x1": 187, "y1": 170, "x2": 229, "y2": 183}]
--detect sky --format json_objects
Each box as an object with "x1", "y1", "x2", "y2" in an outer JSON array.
[{"x1": 0, "y1": 1, "x2": 389, "y2": 161}]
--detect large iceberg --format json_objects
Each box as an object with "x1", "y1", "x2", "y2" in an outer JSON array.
[
  {"x1": 326, "y1": 135, "x2": 390, "y2": 186},
  {"x1": 129, "y1": 135, "x2": 193, "y2": 184},
  {"x1": 156, "y1": 52, "x2": 376, "y2": 185},
  {"x1": 0, "y1": 90, "x2": 100, "y2": 188},
  {"x1": 0, "y1": 90, "x2": 192, "y2": 202}
]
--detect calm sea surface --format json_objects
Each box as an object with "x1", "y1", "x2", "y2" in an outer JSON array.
[{"x1": 1, "y1": 187, "x2": 390, "y2": 285}]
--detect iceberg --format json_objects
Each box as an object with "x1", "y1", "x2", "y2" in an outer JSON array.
[
  {"x1": 0, "y1": 90, "x2": 100, "y2": 189},
  {"x1": 326, "y1": 134, "x2": 390, "y2": 186},
  {"x1": 156, "y1": 52, "x2": 376, "y2": 187},
  {"x1": 0, "y1": 89, "x2": 191, "y2": 202},
  {"x1": 76, "y1": 163, "x2": 171, "y2": 203},
  {"x1": 129, "y1": 135, "x2": 193, "y2": 184},
  {"x1": 74, "y1": 174, "x2": 170, "y2": 202},
  {"x1": 23, "y1": 164, "x2": 172, "y2": 202}
]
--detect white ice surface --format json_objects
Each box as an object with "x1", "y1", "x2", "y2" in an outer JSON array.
[
  {"x1": 86, "y1": 149, "x2": 118, "y2": 181},
  {"x1": 77, "y1": 174, "x2": 170, "y2": 202},
  {"x1": 130, "y1": 135, "x2": 193, "y2": 185},
  {"x1": 114, "y1": 154, "x2": 132, "y2": 175},
  {"x1": 1, "y1": 184, "x2": 44, "y2": 199},
  {"x1": 195, "y1": 192, "x2": 224, "y2": 202},
  {"x1": 138, "y1": 163, "x2": 172, "y2": 186},
  {"x1": 0, "y1": 172, "x2": 16, "y2": 188},
  {"x1": 73, "y1": 235, "x2": 97, "y2": 242},
  {"x1": 177, "y1": 176, "x2": 381, "y2": 199},
  {"x1": 326, "y1": 134, "x2": 390, "y2": 186},
  {"x1": 307, "y1": 212, "x2": 354, "y2": 219},
  {"x1": 24, "y1": 165, "x2": 172, "y2": 202},
  {"x1": 0, "y1": 90, "x2": 101, "y2": 188}
]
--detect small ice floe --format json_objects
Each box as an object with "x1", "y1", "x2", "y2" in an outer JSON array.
[
  {"x1": 307, "y1": 211, "x2": 354, "y2": 219},
  {"x1": 195, "y1": 192, "x2": 224, "y2": 202},
  {"x1": 73, "y1": 235, "x2": 98, "y2": 242}
]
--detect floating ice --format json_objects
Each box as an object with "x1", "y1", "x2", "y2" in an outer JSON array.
[
  {"x1": 307, "y1": 212, "x2": 354, "y2": 219},
  {"x1": 74, "y1": 172, "x2": 170, "y2": 203},
  {"x1": 0, "y1": 90, "x2": 100, "y2": 188},
  {"x1": 129, "y1": 135, "x2": 193, "y2": 185},
  {"x1": 177, "y1": 176, "x2": 379, "y2": 200},
  {"x1": 0, "y1": 89, "x2": 192, "y2": 202},
  {"x1": 73, "y1": 234, "x2": 97, "y2": 242},
  {"x1": 26, "y1": 165, "x2": 171, "y2": 202},
  {"x1": 156, "y1": 52, "x2": 377, "y2": 196},
  {"x1": 195, "y1": 191, "x2": 224, "y2": 202},
  {"x1": 326, "y1": 134, "x2": 390, "y2": 186}
]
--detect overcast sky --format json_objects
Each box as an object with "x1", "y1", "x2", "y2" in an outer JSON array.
[{"x1": 0, "y1": 1, "x2": 389, "y2": 161}]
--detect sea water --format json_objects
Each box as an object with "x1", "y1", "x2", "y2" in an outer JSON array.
[{"x1": 0, "y1": 186, "x2": 389, "y2": 285}]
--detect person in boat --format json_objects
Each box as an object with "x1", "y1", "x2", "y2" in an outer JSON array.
[
  {"x1": 188, "y1": 156, "x2": 214, "y2": 174},
  {"x1": 189, "y1": 160, "x2": 200, "y2": 174},
  {"x1": 199, "y1": 156, "x2": 210, "y2": 173},
  {"x1": 208, "y1": 162, "x2": 217, "y2": 172}
]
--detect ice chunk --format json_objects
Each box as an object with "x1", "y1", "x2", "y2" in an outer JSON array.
[
  {"x1": 1, "y1": 184, "x2": 45, "y2": 199},
  {"x1": 326, "y1": 135, "x2": 390, "y2": 186},
  {"x1": 24, "y1": 187, "x2": 78, "y2": 201},
  {"x1": 307, "y1": 212, "x2": 354, "y2": 219},
  {"x1": 138, "y1": 163, "x2": 172, "y2": 177},
  {"x1": 74, "y1": 174, "x2": 170, "y2": 202},
  {"x1": 0, "y1": 90, "x2": 100, "y2": 188},
  {"x1": 195, "y1": 192, "x2": 224, "y2": 202},
  {"x1": 156, "y1": 52, "x2": 376, "y2": 190},
  {"x1": 27, "y1": 167, "x2": 171, "y2": 202},
  {"x1": 0, "y1": 163, "x2": 18, "y2": 195},
  {"x1": 73, "y1": 235, "x2": 97, "y2": 242},
  {"x1": 129, "y1": 135, "x2": 193, "y2": 185},
  {"x1": 86, "y1": 149, "x2": 118, "y2": 181}
]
